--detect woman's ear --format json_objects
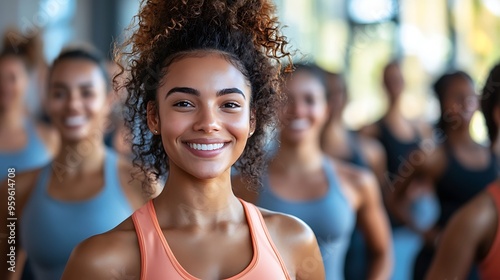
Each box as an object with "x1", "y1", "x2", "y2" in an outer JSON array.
[
  {"x1": 249, "y1": 109, "x2": 256, "y2": 137},
  {"x1": 147, "y1": 101, "x2": 160, "y2": 135}
]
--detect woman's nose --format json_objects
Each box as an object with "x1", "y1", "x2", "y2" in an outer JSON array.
[{"x1": 192, "y1": 105, "x2": 222, "y2": 133}]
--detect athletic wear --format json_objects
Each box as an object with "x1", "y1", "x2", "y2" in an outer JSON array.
[
  {"x1": 0, "y1": 121, "x2": 51, "y2": 181},
  {"x1": 132, "y1": 199, "x2": 291, "y2": 280},
  {"x1": 377, "y1": 120, "x2": 439, "y2": 280},
  {"x1": 414, "y1": 146, "x2": 496, "y2": 280},
  {"x1": 20, "y1": 149, "x2": 133, "y2": 280},
  {"x1": 435, "y1": 146, "x2": 497, "y2": 228},
  {"x1": 258, "y1": 158, "x2": 355, "y2": 280}
]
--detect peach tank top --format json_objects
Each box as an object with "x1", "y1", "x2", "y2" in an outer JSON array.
[{"x1": 132, "y1": 199, "x2": 292, "y2": 280}]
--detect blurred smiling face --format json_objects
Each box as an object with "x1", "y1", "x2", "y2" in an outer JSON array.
[
  {"x1": 279, "y1": 70, "x2": 329, "y2": 145},
  {"x1": 149, "y1": 53, "x2": 253, "y2": 180},
  {"x1": 442, "y1": 76, "x2": 478, "y2": 125},
  {"x1": 46, "y1": 59, "x2": 109, "y2": 142}
]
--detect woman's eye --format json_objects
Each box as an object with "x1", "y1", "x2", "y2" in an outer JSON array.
[
  {"x1": 82, "y1": 90, "x2": 94, "y2": 98},
  {"x1": 222, "y1": 102, "x2": 241, "y2": 109},
  {"x1": 173, "y1": 101, "x2": 193, "y2": 107},
  {"x1": 305, "y1": 96, "x2": 315, "y2": 105},
  {"x1": 52, "y1": 91, "x2": 65, "y2": 99}
]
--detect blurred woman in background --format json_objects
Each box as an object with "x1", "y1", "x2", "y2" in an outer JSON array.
[
  {"x1": 0, "y1": 47, "x2": 157, "y2": 280},
  {"x1": 235, "y1": 63, "x2": 393, "y2": 280},
  {"x1": 390, "y1": 70, "x2": 497, "y2": 280},
  {"x1": 0, "y1": 48, "x2": 58, "y2": 181},
  {"x1": 426, "y1": 63, "x2": 500, "y2": 280},
  {"x1": 361, "y1": 61, "x2": 439, "y2": 280},
  {"x1": 321, "y1": 70, "x2": 388, "y2": 280}
]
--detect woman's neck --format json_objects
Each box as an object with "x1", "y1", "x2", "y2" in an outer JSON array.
[
  {"x1": 443, "y1": 122, "x2": 475, "y2": 146},
  {"x1": 322, "y1": 120, "x2": 349, "y2": 149},
  {"x1": 0, "y1": 107, "x2": 26, "y2": 132},
  {"x1": 52, "y1": 137, "x2": 107, "y2": 178},
  {"x1": 155, "y1": 166, "x2": 243, "y2": 228},
  {"x1": 385, "y1": 101, "x2": 404, "y2": 121},
  {"x1": 272, "y1": 137, "x2": 324, "y2": 174}
]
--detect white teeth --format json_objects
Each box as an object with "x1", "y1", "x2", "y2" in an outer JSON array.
[
  {"x1": 289, "y1": 119, "x2": 310, "y2": 130},
  {"x1": 65, "y1": 116, "x2": 87, "y2": 126},
  {"x1": 188, "y1": 143, "x2": 224, "y2": 151}
]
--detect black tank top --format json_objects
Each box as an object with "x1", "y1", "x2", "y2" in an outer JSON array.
[
  {"x1": 378, "y1": 120, "x2": 421, "y2": 228},
  {"x1": 378, "y1": 120, "x2": 421, "y2": 175},
  {"x1": 435, "y1": 145, "x2": 497, "y2": 227}
]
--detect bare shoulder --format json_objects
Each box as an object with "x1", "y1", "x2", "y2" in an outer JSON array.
[
  {"x1": 445, "y1": 190, "x2": 497, "y2": 245},
  {"x1": 117, "y1": 156, "x2": 161, "y2": 210},
  {"x1": 358, "y1": 122, "x2": 380, "y2": 139},
  {"x1": 358, "y1": 136, "x2": 386, "y2": 163},
  {"x1": 333, "y1": 157, "x2": 376, "y2": 191},
  {"x1": 62, "y1": 217, "x2": 141, "y2": 280},
  {"x1": 258, "y1": 208, "x2": 323, "y2": 278},
  {"x1": 420, "y1": 143, "x2": 447, "y2": 179},
  {"x1": 259, "y1": 207, "x2": 316, "y2": 244},
  {"x1": 231, "y1": 174, "x2": 259, "y2": 204}
]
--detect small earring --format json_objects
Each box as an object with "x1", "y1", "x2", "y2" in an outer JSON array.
[{"x1": 153, "y1": 129, "x2": 158, "y2": 134}]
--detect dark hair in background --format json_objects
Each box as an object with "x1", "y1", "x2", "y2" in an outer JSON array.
[
  {"x1": 0, "y1": 48, "x2": 29, "y2": 71},
  {"x1": 114, "y1": 0, "x2": 291, "y2": 192},
  {"x1": 323, "y1": 70, "x2": 346, "y2": 101},
  {"x1": 481, "y1": 63, "x2": 500, "y2": 144},
  {"x1": 1, "y1": 26, "x2": 45, "y2": 70},
  {"x1": 0, "y1": 27, "x2": 31, "y2": 71},
  {"x1": 433, "y1": 70, "x2": 473, "y2": 131},
  {"x1": 284, "y1": 63, "x2": 328, "y2": 99},
  {"x1": 49, "y1": 47, "x2": 111, "y2": 92}
]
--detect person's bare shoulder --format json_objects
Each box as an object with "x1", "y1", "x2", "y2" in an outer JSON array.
[
  {"x1": 358, "y1": 135, "x2": 386, "y2": 169},
  {"x1": 330, "y1": 157, "x2": 385, "y2": 210},
  {"x1": 118, "y1": 156, "x2": 161, "y2": 210},
  {"x1": 62, "y1": 217, "x2": 141, "y2": 280},
  {"x1": 259, "y1": 208, "x2": 324, "y2": 279},
  {"x1": 358, "y1": 122, "x2": 381, "y2": 139},
  {"x1": 443, "y1": 189, "x2": 497, "y2": 258},
  {"x1": 333, "y1": 157, "x2": 374, "y2": 190}
]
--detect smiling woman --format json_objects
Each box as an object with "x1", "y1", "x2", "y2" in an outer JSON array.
[
  {"x1": 60, "y1": 1, "x2": 325, "y2": 280},
  {"x1": 0, "y1": 47, "x2": 157, "y2": 280}
]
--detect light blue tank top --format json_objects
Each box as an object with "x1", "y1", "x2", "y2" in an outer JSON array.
[
  {"x1": 20, "y1": 148, "x2": 134, "y2": 280},
  {"x1": 257, "y1": 158, "x2": 356, "y2": 280},
  {"x1": 0, "y1": 121, "x2": 52, "y2": 181}
]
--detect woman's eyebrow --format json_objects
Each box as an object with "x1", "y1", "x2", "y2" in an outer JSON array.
[{"x1": 165, "y1": 87, "x2": 245, "y2": 100}]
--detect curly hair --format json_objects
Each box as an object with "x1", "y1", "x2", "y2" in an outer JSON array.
[
  {"x1": 481, "y1": 63, "x2": 500, "y2": 144},
  {"x1": 114, "y1": 0, "x2": 291, "y2": 192}
]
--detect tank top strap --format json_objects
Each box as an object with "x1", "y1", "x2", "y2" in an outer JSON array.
[
  {"x1": 103, "y1": 149, "x2": 118, "y2": 190},
  {"x1": 321, "y1": 157, "x2": 342, "y2": 196},
  {"x1": 102, "y1": 149, "x2": 132, "y2": 212},
  {"x1": 132, "y1": 201, "x2": 182, "y2": 279},
  {"x1": 238, "y1": 199, "x2": 291, "y2": 280},
  {"x1": 33, "y1": 164, "x2": 52, "y2": 196}
]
